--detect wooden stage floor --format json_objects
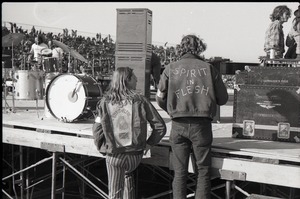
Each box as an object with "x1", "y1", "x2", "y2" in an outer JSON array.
[{"x1": 2, "y1": 93, "x2": 300, "y2": 198}]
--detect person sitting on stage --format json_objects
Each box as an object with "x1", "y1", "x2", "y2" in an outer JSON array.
[
  {"x1": 92, "y1": 67, "x2": 166, "y2": 199},
  {"x1": 29, "y1": 34, "x2": 48, "y2": 68}
]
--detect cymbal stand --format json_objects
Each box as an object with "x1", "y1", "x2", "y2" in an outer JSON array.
[
  {"x1": 42, "y1": 56, "x2": 45, "y2": 72},
  {"x1": 92, "y1": 54, "x2": 95, "y2": 77},
  {"x1": 68, "y1": 52, "x2": 72, "y2": 73},
  {"x1": 22, "y1": 53, "x2": 27, "y2": 70},
  {"x1": 35, "y1": 97, "x2": 40, "y2": 118},
  {"x1": 3, "y1": 73, "x2": 10, "y2": 113},
  {"x1": 11, "y1": 41, "x2": 16, "y2": 113}
]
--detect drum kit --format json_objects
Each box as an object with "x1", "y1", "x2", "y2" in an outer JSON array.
[{"x1": 2, "y1": 33, "x2": 103, "y2": 122}]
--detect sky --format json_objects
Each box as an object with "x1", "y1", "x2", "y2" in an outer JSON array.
[{"x1": 2, "y1": 2, "x2": 299, "y2": 63}]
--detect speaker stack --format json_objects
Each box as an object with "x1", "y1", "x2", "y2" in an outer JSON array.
[{"x1": 115, "y1": 8, "x2": 153, "y2": 99}]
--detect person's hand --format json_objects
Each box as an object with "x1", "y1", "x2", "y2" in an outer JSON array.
[{"x1": 144, "y1": 144, "x2": 152, "y2": 155}]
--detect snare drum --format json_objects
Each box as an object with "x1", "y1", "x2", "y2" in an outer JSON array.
[
  {"x1": 43, "y1": 57, "x2": 59, "y2": 73},
  {"x1": 14, "y1": 70, "x2": 44, "y2": 100},
  {"x1": 41, "y1": 48, "x2": 52, "y2": 57},
  {"x1": 46, "y1": 74, "x2": 102, "y2": 122}
]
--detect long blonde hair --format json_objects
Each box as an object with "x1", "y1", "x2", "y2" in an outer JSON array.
[{"x1": 103, "y1": 67, "x2": 138, "y2": 105}]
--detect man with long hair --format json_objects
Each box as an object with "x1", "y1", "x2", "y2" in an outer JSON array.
[{"x1": 156, "y1": 34, "x2": 228, "y2": 199}]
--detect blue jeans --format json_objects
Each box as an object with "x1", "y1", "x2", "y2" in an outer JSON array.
[{"x1": 170, "y1": 117, "x2": 212, "y2": 199}]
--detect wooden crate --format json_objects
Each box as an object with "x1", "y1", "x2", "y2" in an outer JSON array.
[{"x1": 232, "y1": 85, "x2": 300, "y2": 143}]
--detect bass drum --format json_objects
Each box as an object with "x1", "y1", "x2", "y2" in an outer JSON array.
[{"x1": 46, "y1": 74, "x2": 102, "y2": 122}]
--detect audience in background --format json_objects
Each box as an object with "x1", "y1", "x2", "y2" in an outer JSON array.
[{"x1": 2, "y1": 23, "x2": 236, "y2": 89}]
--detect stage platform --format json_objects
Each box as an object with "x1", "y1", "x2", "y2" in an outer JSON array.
[{"x1": 2, "y1": 94, "x2": 300, "y2": 199}]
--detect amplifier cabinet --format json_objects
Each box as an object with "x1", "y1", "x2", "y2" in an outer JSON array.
[
  {"x1": 116, "y1": 8, "x2": 152, "y2": 55},
  {"x1": 236, "y1": 66, "x2": 300, "y2": 86},
  {"x1": 115, "y1": 52, "x2": 151, "y2": 99},
  {"x1": 232, "y1": 85, "x2": 300, "y2": 143}
]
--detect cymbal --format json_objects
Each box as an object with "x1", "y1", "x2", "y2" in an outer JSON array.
[
  {"x1": 52, "y1": 40, "x2": 71, "y2": 53},
  {"x1": 41, "y1": 48, "x2": 52, "y2": 55},
  {"x1": 52, "y1": 40, "x2": 88, "y2": 63},
  {"x1": 70, "y1": 49, "x2": 88, "y2": 63},
  {"x1": 2, "y1": 33, "x2": 25, "y2": 47}
]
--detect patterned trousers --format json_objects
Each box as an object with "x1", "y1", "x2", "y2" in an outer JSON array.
[{"x1": 106, "y1": 153, "x2": 143, "y2": 199}]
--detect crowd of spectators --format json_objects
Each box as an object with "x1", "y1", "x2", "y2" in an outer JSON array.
[
  {"x1": 2, "y1": 23, "x2": 181, "y2": 75},
  {"x1": 2, "y1": 22, "x2": 234, "y2": 88}
]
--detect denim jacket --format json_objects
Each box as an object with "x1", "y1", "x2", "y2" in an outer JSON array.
[{"x1": 92, "y1": 94, "x2": 166, "y2": 155}]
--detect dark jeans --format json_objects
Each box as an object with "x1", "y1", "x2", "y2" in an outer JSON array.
[{"x1": 170, "y1": 117, "x2": 212, "y2": 199}]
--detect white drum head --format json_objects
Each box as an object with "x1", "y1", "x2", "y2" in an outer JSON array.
[{"x1": 46, "y1": 74, "x2": 87, "y2": 121}]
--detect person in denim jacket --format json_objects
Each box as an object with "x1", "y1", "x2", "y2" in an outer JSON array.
[
  {"x1": 93, "y1": 67, "x2": 166, "y2": 199},
  {"x1": 156, "y1": 34, "x2": 228, "y2": 199}
]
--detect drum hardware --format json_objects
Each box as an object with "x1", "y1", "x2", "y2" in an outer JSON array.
[
  {"x1": 91, "y1": 55, "x2": 95, "y2": 77},
  {"x1": 70, "y1": 80, "x2": 81, "y2": 98},
  {"x1": 68, "y1": 91, "x2": 78, "y2": 103},
  {"x1": 35, "y1": 89, "x2": 41, "y2": 118}
]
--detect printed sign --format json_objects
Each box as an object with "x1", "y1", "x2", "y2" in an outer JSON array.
[
  {"x1": 243, "y1": 120, "x2": 255, "y2": 136},
  {"x1": 277, "y1": 123, "x2": 290, "y2": 139}
]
